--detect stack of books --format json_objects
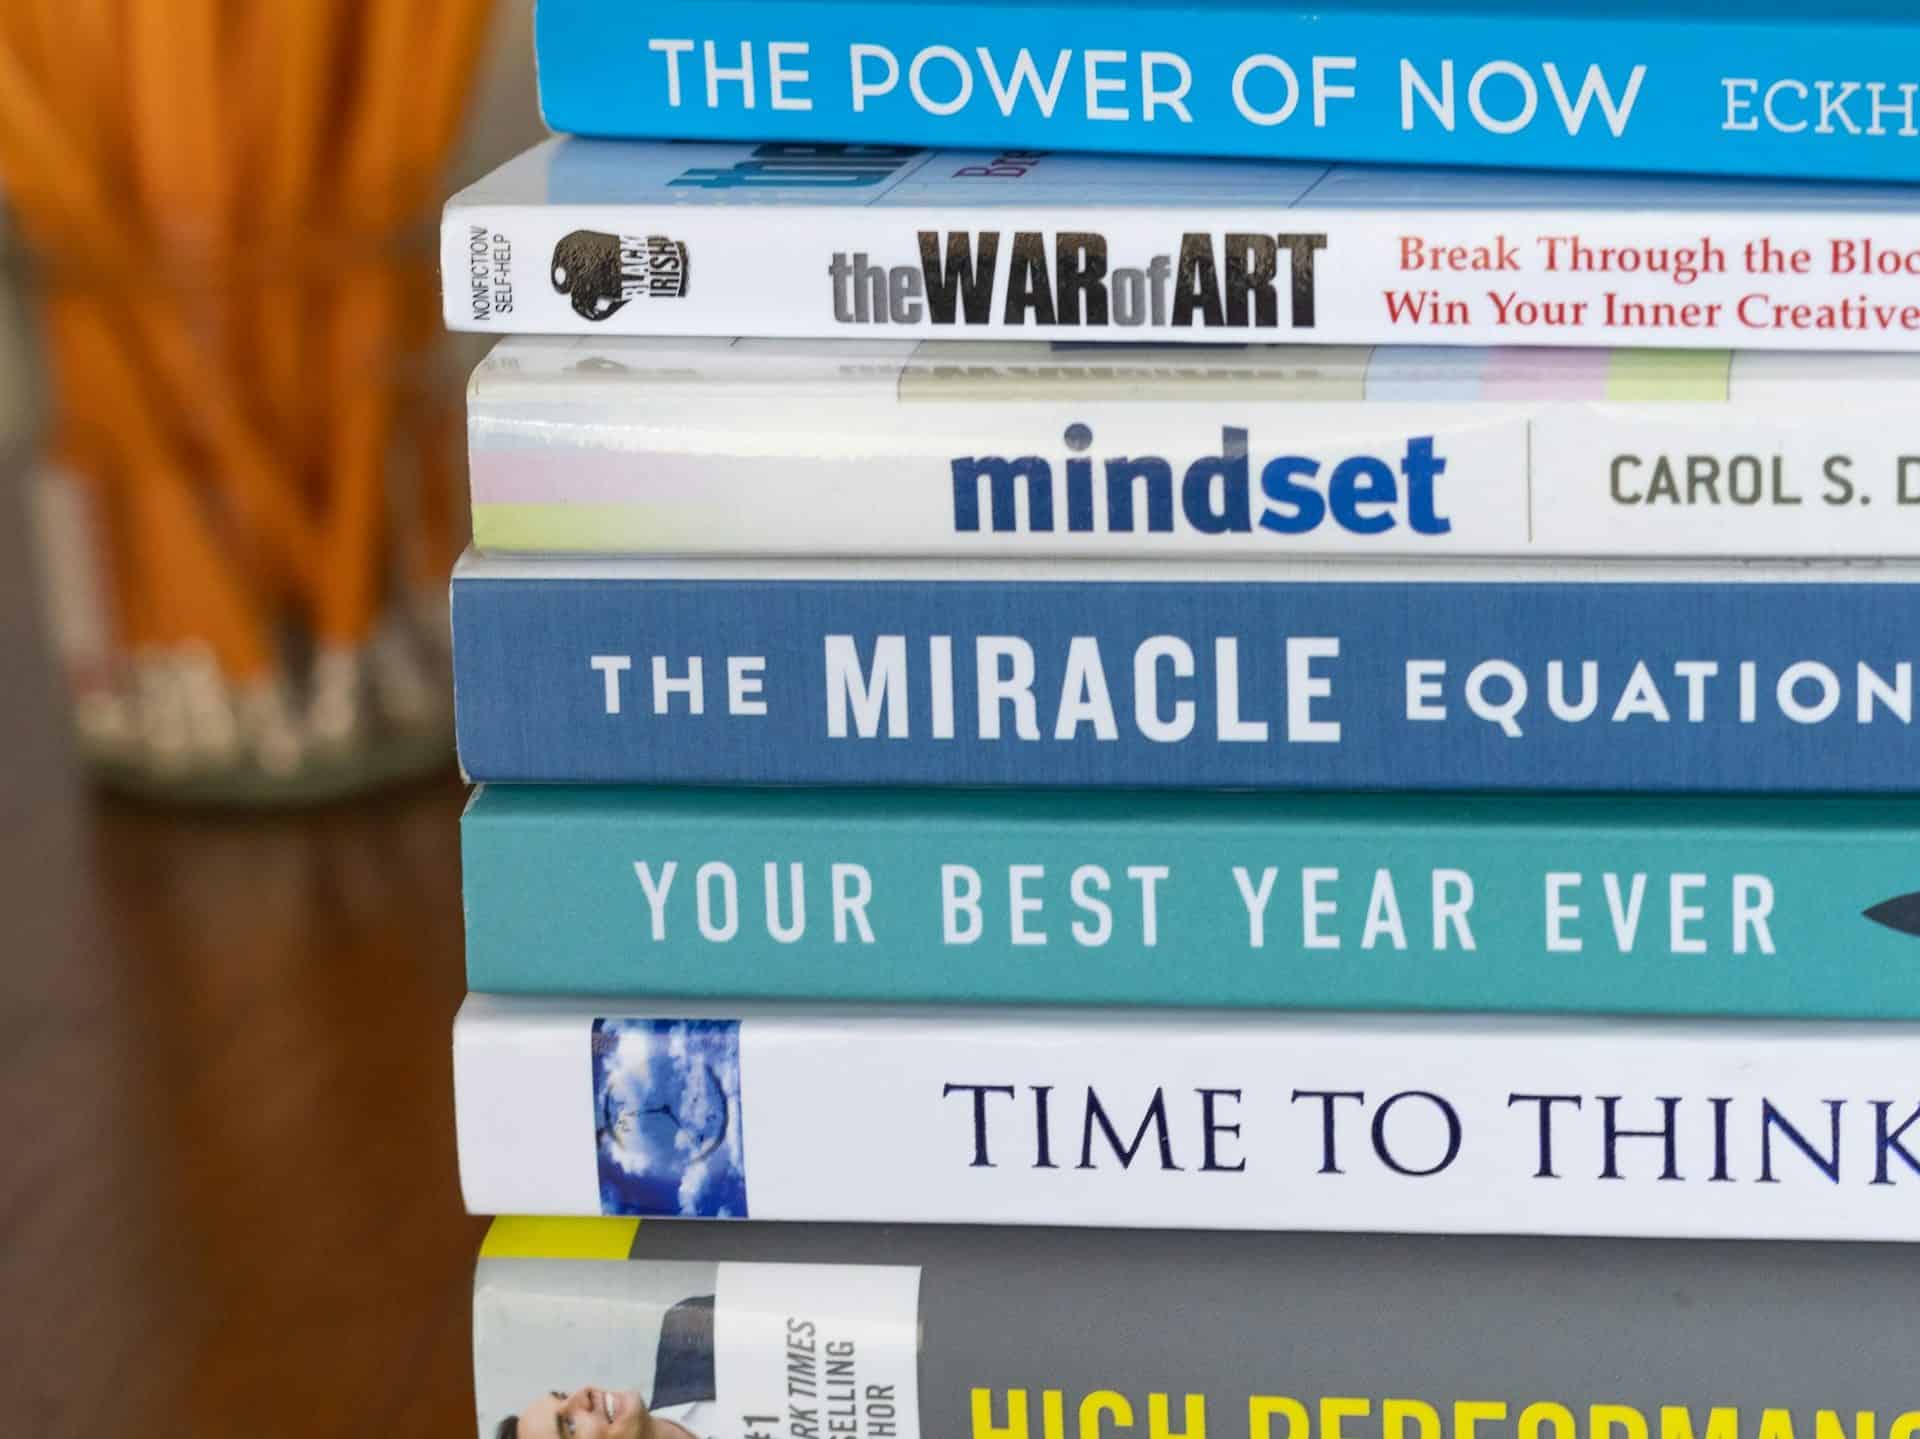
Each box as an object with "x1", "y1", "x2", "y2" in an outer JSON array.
[{"x1": 439, "y1": 2, "x2": 1920, "y2": 1436}]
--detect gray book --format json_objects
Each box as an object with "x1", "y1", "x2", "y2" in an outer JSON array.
[{"x1": 473, "y1": 1220, "x2": 1918, "y2": 1439}]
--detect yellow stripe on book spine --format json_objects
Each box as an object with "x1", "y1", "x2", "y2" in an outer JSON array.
[
  {"x1": 473, "y1": 503, "x2": 695, "y2": 552},
  {"x1": 1606, "y1": 349, "x2": 1732, "y2": 402},
  {"x1": 480, "y1": 1216, "x2": 641, "y2": 1260}
]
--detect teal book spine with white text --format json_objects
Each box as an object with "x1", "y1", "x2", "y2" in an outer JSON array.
[{"x1": 462, "y1": 786, "x2": 1920, "y2": 1019}]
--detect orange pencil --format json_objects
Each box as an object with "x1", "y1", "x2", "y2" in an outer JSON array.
[
  {"x1": 414, "y1": 0, "x2": 501, "y2": 193},
  {"x1": 38, "y1": 290, "x2": 144, "y2": 659},
  {"x1": 0, "y1": 37, "x2": 111, "y2": 251},
  {"x1": 127, "y1": 0, "x2": 322, "y2": 602},
  {"x1": 253, "y1": 0, "x2": 347, "y2": 445},
  {"x1": 29, "y1": 0, "x2": 119, "y2": 183},
  {"x1": 315, "y1": 0, "x2": 431, "y2": 648},
  {"x1": 60, "y1": 290, "x2": 274, "y2": 679},
  {"x1": 126, "y1": 0, "x2": 227, "y2": 249}
]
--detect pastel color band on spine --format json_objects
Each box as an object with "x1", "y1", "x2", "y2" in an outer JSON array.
[
  {"x1": 1360, "y1": 345, "x2": 1492, "y2": 402},
  {"x1": 1479, "y1": 347, "x2": 1615, "y2": 401},
  {"x1": 1607, "y1": 349, "x2": 1733, "y2": 402}
]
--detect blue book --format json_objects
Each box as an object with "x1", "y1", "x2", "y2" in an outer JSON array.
[
  {"x1": 533, "y1": 0, "x2": 1920, "y2": 183},
  {"x1": 462, "y1": 784, "x2": 1920, "y2": 1019},
  {"x1": 452, "y1": 553, "x2": 1920, "y2": 791}
]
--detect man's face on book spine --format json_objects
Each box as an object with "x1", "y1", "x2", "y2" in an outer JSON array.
[{"x1": 515, "y1": 1385, "x2": 647, "y2": 1439}]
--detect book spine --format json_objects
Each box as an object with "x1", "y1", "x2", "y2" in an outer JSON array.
[
  {"x1": 474, "y1": 1232, "x2": 924, "y2": 1439},
  {"x1": 469, "y1": 359, "x2": 1920, "y2": 559},
  {"x1": 442, "y1": 195, "x2": 1920, "y2": 352},
  {"x1": 531, "y1": 0, "x2": 1920, "y2": 184},
  {"x1": 473, "y1": 1221, "x2": 1920, "y2": 1439},
  {"x1": 452, "y1": 999, "x2": 1920, "y2": 1240},
  {"x1": 461, "y1": 790, "x2": 1920, "y2": 1020},
  {"x1": 450, "y1": 568, "x2": 1920, "y2": 791}
]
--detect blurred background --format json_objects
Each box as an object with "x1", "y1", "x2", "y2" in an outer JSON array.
[
  {"x1": 0, "y1": 0, "x2": 542, "y2": 458},
  {"x1": 0, "y1": 3, "x2": 548, "y2": 1432}
]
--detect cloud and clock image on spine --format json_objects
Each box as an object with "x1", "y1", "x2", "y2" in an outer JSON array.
[{"x1": 592, "y1": 1019, "x2": 748, "y2": 1217}]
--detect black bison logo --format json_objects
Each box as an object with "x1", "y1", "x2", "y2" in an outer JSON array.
[{"x1": 551, "y1": 229, "x2": 689, "y2": 321}]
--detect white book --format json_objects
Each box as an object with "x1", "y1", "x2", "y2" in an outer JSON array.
[
  {"x1": 453, "y1": 996, "x2": 1920, "y2": 1240},
  {"x1": 444, "y1": 139, "x2": 1920, "y2": 350},
  {"x1": 469, "y1": 335, "x2": 1920, "y2": 558}
]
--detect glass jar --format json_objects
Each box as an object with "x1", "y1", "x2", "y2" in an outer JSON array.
[{"x1": 18, "y1": 225, "x2": 463, "y2": 804}]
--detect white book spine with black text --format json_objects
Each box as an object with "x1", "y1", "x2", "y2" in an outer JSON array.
[
  {"x1": 444, "y1": 141, "x2": 1920, "y2": 350},
  {"x1": 453, "y1": 997, "x2": 1920, "y2": 1241}
]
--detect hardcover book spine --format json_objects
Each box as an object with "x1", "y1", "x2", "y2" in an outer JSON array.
[
  {"x1": 452, "y1": 998, "x2": 1920, "y2": 1240},
  {"x1": 473, "y1": 1219, "x2": 1920, "y2": 1439},
  {"x1": 468, "y1": 351, "x2": 1920, "y2": 559},
  {"x1": 442, "y1": 197, "x2": 1920, "y2": 352},
  {"x1": 459, "y1": 789, "x2": 1920, "y2": 1019},
  {"x1": 530, "y1": 0, "x2": 1920, "y2": 184},
  {"x1": 450, "y1": 565, "x2": 1920, "y2": 792}
]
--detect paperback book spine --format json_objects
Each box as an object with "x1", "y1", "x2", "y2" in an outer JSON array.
[
  {"x1": 473, "y1": 1217, "x2": 1920, "y2": 1439},
  {"x1": 459, "y1": 786, "x2": 1920, "y2": 1019},
  {"x1": 468, "y1": 346, "x2": 1920, "y2": 559},
  {"x1": 530, "y1": 0, "x2": 1920, "y2": 184},
  {"x1": 449, "y1": 560, "x2": 1920, "y2": 792},
  {"x1": 443, "y1": 193, "x2": 1920, "y2": 351},
  {"x1": 452, "y1": 997, "x2": 1920, "y2": 1240}
]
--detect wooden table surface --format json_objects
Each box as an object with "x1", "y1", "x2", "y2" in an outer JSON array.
[{"x1": 0, "y1": 493, "x2": 485, "y2": 1432}]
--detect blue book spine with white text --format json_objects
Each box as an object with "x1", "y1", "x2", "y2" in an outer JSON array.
[
  {"x1": 533, "y1": 0, "x2": 1920, "y2": 183},
  {"x1": 451, "y1": 555, "x2": 1920, "y2": 792}
]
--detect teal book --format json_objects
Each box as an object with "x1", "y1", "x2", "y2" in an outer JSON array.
[{"x1": 462, "y1": 786, "x2": 1920, "y2": 1018}]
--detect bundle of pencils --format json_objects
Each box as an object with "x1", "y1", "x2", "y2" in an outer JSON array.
[{"x1": 0, "y1": 0, "x2": 494, "y2": 794}]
